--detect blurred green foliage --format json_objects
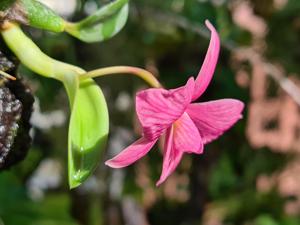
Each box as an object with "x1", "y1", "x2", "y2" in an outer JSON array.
[{"x1": 0, "y1": 171, "x2": 78, "y2": 225}]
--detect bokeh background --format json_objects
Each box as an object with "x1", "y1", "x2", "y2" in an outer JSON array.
[{"x1": 1, "y1": 0, "x2": 300, "y2": 224}]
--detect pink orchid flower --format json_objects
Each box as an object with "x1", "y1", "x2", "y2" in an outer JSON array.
[{"x1": 105, "y1": 20, "x2": 244, "y2": 186}]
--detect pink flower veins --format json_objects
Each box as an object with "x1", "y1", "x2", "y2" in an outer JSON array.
[{"x1": 105, "y1": 20, "x2": 244, "y2": 186}]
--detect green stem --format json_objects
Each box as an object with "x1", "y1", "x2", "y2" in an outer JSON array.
[
  {"x1": 80, "y1": 66, "x2": 162, "y2": 88},
  {"x1": 0, "y1": 22, "x2": 85, "y2": 104},
  {"x1": 0, "y1": 23, "x2": 84, "y2": 81}
]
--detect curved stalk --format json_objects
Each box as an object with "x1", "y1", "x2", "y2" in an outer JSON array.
[{"x1": 80, "y1": 66, "x2": 162, "y2": 88}]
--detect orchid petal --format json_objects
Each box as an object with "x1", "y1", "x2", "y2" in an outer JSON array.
[
  {"x1": 186, "y1": 99, "x2": 244, "y2": 144},
  {"x1": 156, "y1": 127, "x2": 183, "y2": 186},
  {"x1": 136, "y1": 77, "x2": 195, "y2": 141},
  {"x1": 173, "y1": 112, "x2": 203, "y2": 154},
  {"x1": 105, "y1": 137, "x2": 157, "y2": 168},
  {"x1": 192, "y1": 20, "x2": 221, "y2": 100},
  {"x1": 156, "y1": 113, "x2": 203, "y2": 186}
]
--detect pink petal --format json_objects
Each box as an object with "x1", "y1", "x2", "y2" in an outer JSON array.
[
  {"x1": 136, "y1": 77, "x2": 195, "y2": 141},
  {"x1": 105, "y1": 137, "x2": 157, "y2": 168},
  {"x1": 186, "y1": 99, "x2": 244, "y2": 144},
  {"x1": 192, "y1": 20, "x2": 221, "y2": 100},
  {"x1": 156, "y1": 127, "x2": 183, "y2": 186},
  {"x1": 173, "y1": 112, "x2": 203, "y2": 154},
  {"x1": 156, "y1": 113, "x2": 203, "y2": 186}
]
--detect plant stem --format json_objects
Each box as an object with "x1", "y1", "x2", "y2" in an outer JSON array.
[
  {"x1": 79, "y1": 66, "x2": 162, "y2": 88},
  {"x1": 0, "y1": 22, "x2": 84, "y2": 81},
  {"x1": 0, "y1": 70, "x2": 16, "y2": 80}
]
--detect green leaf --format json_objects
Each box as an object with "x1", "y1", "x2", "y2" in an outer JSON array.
[
  {"x1": 1, "y1": 0, "x2": 129, "y2": 43},
  {"x1": 21, "y1": 0, "x2": 65, "y2": 32},
  {"x1": 65, "y1": 0, "x2": 129, "y2": 43},
  {"x1": 64, "y1": 76, "x2": 109, "y2": 189},
  {"x1": 1, "y1": 23, "x2": 109, "y2": 189},
  {"x1": 73, "y1": 0, "x2": 129, "y2": 27},
  {"x1": 0, "y1": 0, "x2": 65, "y2": 32}
]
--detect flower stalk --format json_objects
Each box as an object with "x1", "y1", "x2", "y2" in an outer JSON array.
[{"x1": 80, "y1": 66, "x2": 162, "y2": 88}]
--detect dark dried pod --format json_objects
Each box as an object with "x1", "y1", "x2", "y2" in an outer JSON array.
[
  {"x1": 0, "y1": 48, "x2": 34, "y2": 169},
  {"x1": 0, "y1": 85, "x2": 22, "y2": 168}
]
